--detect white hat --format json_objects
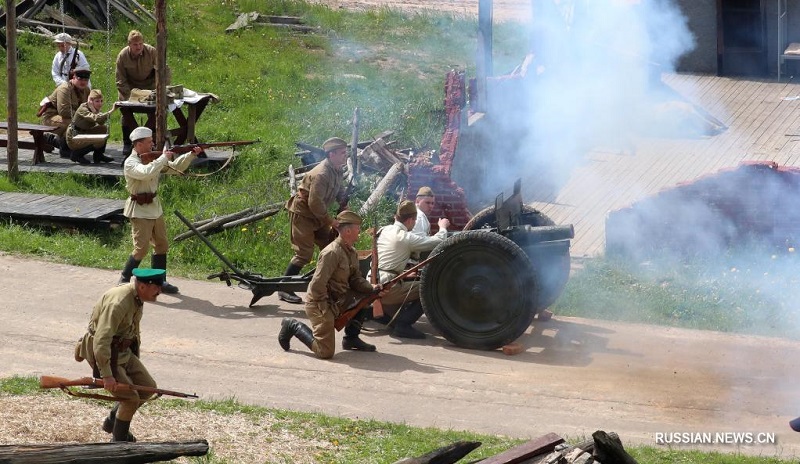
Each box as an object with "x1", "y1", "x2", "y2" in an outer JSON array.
[
  {"x1": 130, "y1": 126, "x2": 153, "y2": 142},
  {"x1": 53, "y1": 33, "x2": 74, "y2": 44}
]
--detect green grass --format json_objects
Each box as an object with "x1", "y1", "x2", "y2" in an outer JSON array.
[{"x1": 2, "y1": 375, "x2": 793, "y2": 464}]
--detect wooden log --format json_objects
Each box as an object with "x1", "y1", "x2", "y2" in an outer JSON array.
[
  {"x1": 393, "y1": 440, "x2": 482, "y2": 464},
  {"x1": 68, "y1": 0, "x2": 104, "y2": 30},
  {"x1": 17, "y1": 17, "x2": 102, "y2": 33},
  {"x1": 109, "y1": 0, "x2": 145, "y2": 24},
  {"x1": 18, "y1": 0, "x2": 48, "y2": 19},
  {"x1": 591, "y1": 430, "x2": 638, "y2": 464},
  {"x1": 126, "y1": 0, "x2": 157, "y2": 21},
  {"x1": 251, "y1": 23, "x2": 318, "y2": 33},
  {"x1": 0, "y1": 440, "x2": 209, "y2": 463},
  {"x1": 42, "y1": 4, "x2": 84, "y2": 28},
  {"x1": 173, "y1": 208, "x2": 257, "y2": 241},
  {"x1": 474, "y1": 432, "x2": 564, "y2": 464},
  {"x1": 225, "y1": 11, "x2": 258, "y2": 32},
  {"x1": 222, "y1": 205, "x2": 282, "y2": 229},
  {"x1": 358, "y1": 162, "x2": 405, "y2": 216}
]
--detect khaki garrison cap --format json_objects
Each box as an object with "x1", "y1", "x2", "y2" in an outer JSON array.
[
  {"x1": 322, "y1": 137, "x2": 348, "y2": 153},
  {"x1": 397, "y1": 200, "x2": 417, "y2": 217},
  {"x1": 416, "y1": 186, "x2": 434, "y2": 198},
  {"x1": 336, "y1": 210, "x2": 363, "y2": 225}
]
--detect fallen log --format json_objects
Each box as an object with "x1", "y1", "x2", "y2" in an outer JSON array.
[
  {"x1": 0, "y1": 440, "x2": 209, "y2": 464},
  {"x1": 392, "y1": 440, "x2": 481, "y2": 464},
  {"x1": 474, "y1": 432, "x2": 564, "y2": 464},
  {"x1": 222, "y1": 205, "x2": 283, "y2": 229},
  {"x1": 288, "y1": 164, "x2": 297, "y2": 196},
  {"x1": 359, "y1": 162, "x2": 405, "y2": 216},
  {"x1": 591, "y1": 430, "x2": 638, "y2": 464},
  {"x1": 173, "y1": 208, "x2": 257, "y2": 241}
]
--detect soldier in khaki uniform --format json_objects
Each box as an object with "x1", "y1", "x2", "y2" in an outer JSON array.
[
  {"x1": 75, "y1": 268, "x2": 165, "y2": 442},
  {"x1": 118, "y1": 126, "x2": 201, "y2": 293},
  {"x1": 65, "y1": 89, "x2": 116, "y2": 164},
  {"x1": 279, "y1": 211, "x2": 384, "y2": 359},
  {"x1": 40, "y1": 65, "x2": 91, "y2": 160},
  {"x1": 278, "y1": 137, "x2": 350, "y2": 304},
  {"x1": 115, "y1": 30, "x2": 171, "y2": 158}
]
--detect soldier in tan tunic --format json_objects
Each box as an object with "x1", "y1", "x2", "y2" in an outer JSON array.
[
  {"x1": 75, "y1": 268, "x2": 165, "y2": 442},
  {"x1": 118, "y1": 126, "x2": 201, "y2": 294},
  {"x1": 65, "y1": 89, "x2": 116, "y2": 164},
  {"x1": 40, "y1": 65, "x2": 91, "y2": 160},
  {"x1": 278, "y1": 137, "x2": 349, "y2": 304},
  {"x1": 278, "y1": 211, "x2": 384, "y2": 359},
  {"x1": 115, "y1": 30, "x2": 171, "y2": 158}
]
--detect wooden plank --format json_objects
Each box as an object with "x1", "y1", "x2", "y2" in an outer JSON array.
[
  {"x1": 67, "y1": 0, "x2": 105, "y2": 29},
  {"x1": 474, "y1": 432, "x2": 563, "y2": 464},
  {"x1": 0, "y1": 192, "x2": 124, "y2": 222},
  {"x1": 42, "y1": 4, "x2": 85, "y2": 28},
  {"x1": 17, "y1": 17, "x2": 102, "y2": 33}
]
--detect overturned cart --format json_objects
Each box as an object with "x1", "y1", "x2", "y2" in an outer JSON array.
[{"x1": 175, "y1": 180, "x2": 573, "y2": 350}]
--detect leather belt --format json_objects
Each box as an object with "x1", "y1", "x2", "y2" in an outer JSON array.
[{"x1": 130, "y1": 192, "x2": 157, "y2": 205}]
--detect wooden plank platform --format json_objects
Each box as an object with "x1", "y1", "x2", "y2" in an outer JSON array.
[
  {"x1": 526, "y1": 73, "x2": 800, "y2": 258},
  {"x1": 0, "y1": 192, "x2": 125, "y2": 225},
  {"x1": 0, "y1": 143, "x2": 233, "y2": 176}
]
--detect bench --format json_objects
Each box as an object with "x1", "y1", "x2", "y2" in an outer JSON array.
[{"x1": 0, "y1": 121, "x2": 58, "y2": 164}]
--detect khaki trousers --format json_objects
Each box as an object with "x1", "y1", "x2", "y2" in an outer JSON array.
[
  {"x1": 289, "y1": 211, "x2": 332, "y2": 268},
  {"x1": 130, "y1": 216, "x2": 169, "y2": 260}
]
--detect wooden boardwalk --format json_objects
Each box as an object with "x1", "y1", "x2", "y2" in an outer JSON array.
[
  {"x1": 525, "y1": 73, "x2": 800, "y2": 258},
  {"x1": 0, "y1": 192, "x2": 125, "y2": 225}
]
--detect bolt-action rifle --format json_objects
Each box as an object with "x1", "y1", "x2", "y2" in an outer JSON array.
[
  {"x1": 40, "y1": 375, "x2": 198, "y2": 401},
  {"x1": 139, "y1": 140, "x2": 258, "y2": 163},
  {"x1": 333, "y1": 252, "x2": 440, "y2": 331}
]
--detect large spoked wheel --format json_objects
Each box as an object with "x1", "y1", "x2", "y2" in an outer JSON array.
[
  {"x1": 464, "y1": 206, "x2": 570, "y2": 312},
  {"x1": 463, "y1": 205, "x2": 555, "y2": 230},
  {"x1": 420, "y1": 230, "x2": 537, "y2": 350}
]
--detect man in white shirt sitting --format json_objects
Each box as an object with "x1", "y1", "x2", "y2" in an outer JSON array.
[
  {"x1": 51, "y1": 33, "x2": 90, "y2": 87},
  {"x1": 374, "y1": 200, "x2": 449, "y2": 339}
]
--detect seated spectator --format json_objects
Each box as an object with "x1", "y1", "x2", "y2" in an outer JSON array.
[
  {"x1": 51, "y1": 33, "x2": 90, "y2": 87},
  {"x1": 66, "y1": 89, "x2": 116, "y2": 164}
]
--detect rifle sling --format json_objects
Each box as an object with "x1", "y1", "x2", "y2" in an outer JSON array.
[{"x1": 58, "y1": 386, "x2": 162, "y2": 402}]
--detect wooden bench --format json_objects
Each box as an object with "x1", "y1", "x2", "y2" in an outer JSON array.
[{"x1": 0, "y1": 121, "x2": 59, "y2": 164}]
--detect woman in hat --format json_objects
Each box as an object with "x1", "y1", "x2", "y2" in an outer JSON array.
[{"x1": 66, "y1": 89, "x2": 116, "y2": 164}]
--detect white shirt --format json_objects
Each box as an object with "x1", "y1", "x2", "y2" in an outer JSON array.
[
  {"x1": 374, "y1": 221, "x2": 447, "y2": 283},
  {"x1": 51, "y1": 47, "x2": 91, "y2": 86},
  {"x1": 123, "y1": 150, "x2": 197, "y2": 219},
  {"x1": 411, "y1": 209, "x2": 430, "y2": 236}
]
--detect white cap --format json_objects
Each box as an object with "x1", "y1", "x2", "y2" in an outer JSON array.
[
  {"x1": 53, "y1": 33, "x2": 74, "y2": 44},
  {"x1": 130, "y1": 126, "x2": 153, "y2": 142}
]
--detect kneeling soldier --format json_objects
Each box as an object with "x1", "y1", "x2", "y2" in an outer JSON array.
[
  {"x1": 75, "y1": 268, "x2": 165, "y2": 442},
  {"x1": 279, "y1": 211, "x2": 384, "y2": 359}
]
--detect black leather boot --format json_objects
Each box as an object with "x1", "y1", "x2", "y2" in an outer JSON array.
[
  {"x1": 111, "y1": 418, "x2": 136, "y2": 442},
  {"x1": 121, "y1": 125, "x2": 133, "y2": 159},
  {"x1": 391, "y1": 300, "x2": 426, "y2": 339},
  {"x1": 277, "y1": 263, "x2": 303, "y2": 304},
  {"x1": 102, "y1": 403, "x2": 119, "y2": 433},
  {"x1": 119, "y1": 255, "x2": 141, "y2": 285},
  {"x1": 152, "y1": 254, "x2": 179, "y2": 294},
  {"x1": 342, "y1": 308, "x2": 376, "y2": 351},
  {"x1": 93, "y1": 143, "x2": 114, "y2": 164},
  {"x1": 279, "y1": 318, "x2": 314, "y2": 351},
  {"x1": 70, "y1": 145, "x2": 92, "y2": 165}
]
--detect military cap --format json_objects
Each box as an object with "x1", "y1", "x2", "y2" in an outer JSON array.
[
  {"x1": 53, "y1": 32, "x2": 75, "y2": 44},
  {"x1": 73, "y1": 65, "x2": 91, "y2": 79},
  {"x1": 133, "y1": 268, "x2": 166, "y2": 285},
  {"x1": 130, "y1": 126, "x2": 153, "y2": 142},
  {"x1": 416, "y1": 186, "x2": 435, "y2": 198},
  {"x1": 397, "y1": 200, "x2": 417, "y2": 217},
  {"x1": 336, "y1": 210, "x2": 363, "y2": 225},
  {"x1": 322, "y1": 137, "x2": 348, "y2": 154}
]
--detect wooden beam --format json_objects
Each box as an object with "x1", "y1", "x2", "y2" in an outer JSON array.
[
  {"x1": 67, "y1": 0, "x2": 104, "y2": 29},
  {"x1": 154, "y1": 0, "x2": 167, "y2": 148},
  {"x1": 127, "y1": 0, "x2": 157, "y2": 21},
  {"x1": 42, "y1": 4, "x2": 85, "y2": 28},
  {"x1": 474, "y1": 433, "x2": 564, "y2": 464},
  {"x1": 19, "y1": 0, "x2": 48, "y2": 19},
  {"x1": 109, "y1": 0, "x2": 144, "y2": 24},
  {"x1": 0, "y1": 440, "x2": 209, "y2": 463},
  {"x1": 17, "y1": 17, "x2": 102, "y2": 33},
  {"x1": 6, "y1": 0, "x2": 19, "y2": 181}
]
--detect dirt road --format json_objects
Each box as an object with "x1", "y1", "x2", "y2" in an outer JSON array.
[
  {"x1": 308, "y1": 0, "x2": 532, "y2": 22},
  {"x1": 1, "y1": 253, "x2": 799, "y2": 457}
]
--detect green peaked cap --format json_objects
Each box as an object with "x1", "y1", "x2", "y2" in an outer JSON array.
[{"x1": 133, "y1": 268, "x2": 166, "y2": 285}]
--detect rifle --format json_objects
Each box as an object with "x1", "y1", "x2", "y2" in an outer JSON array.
[
  {"x1": 370, "y1": 221, "x2": 384, "y2": 318},
  {"x1": 40, "y1": 375, "x2": 198, "y2": 401},
  {"x1": 139, "y1": 140, "x2": 258, "y2": 162},
  {"x1": 333, "y1": 251, "x2": 440, "y2": 331},
  {"x1": 69, "y1": 42, "x2": 80, "y2": 77}
]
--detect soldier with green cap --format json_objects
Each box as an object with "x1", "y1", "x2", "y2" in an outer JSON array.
[
  {"x1": 74, "y1": 268, "x2": 166, "y2": 442},
  {"x1": 279, "y1": 137, "x2": 350, "y2": 304},
  {"x1": 279, "y1": 210, "x2": 385, "y2": 359},
  {"x1": 372, "y1": 200, "x2": 449, "y2": 339}
]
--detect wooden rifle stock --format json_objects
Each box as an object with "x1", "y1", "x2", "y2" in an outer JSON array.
[
  {"x1": 40, "y1": 375, "x2": 198, "y2": 399},
  {"x1": 370, "y1": 222, "x2": 383, "y2": 318},
  {"x1": 333, "y1": 252, "x2": 440, "y2": 331}
]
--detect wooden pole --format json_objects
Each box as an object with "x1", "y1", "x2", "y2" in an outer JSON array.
[
  {"x1": 154, "y1": 0, "x2": 168, "y2": 148},
  {"x1": 5, "y1": 0, "x2": 19, "y2": 182},
  {"x1": 476, "y1": 0, "x2": 493, "y2": 114}
]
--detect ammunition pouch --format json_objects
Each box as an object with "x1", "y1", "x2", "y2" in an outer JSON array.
[{"x1": 130, "y1": 192, "x2": 157, "y2": 205}]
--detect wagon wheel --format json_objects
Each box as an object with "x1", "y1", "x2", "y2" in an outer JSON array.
[
  {"x1": 463, "y1": 204, "x2": 555, "y2": 230},
  {"x1": 420, "y1": 230, "x2": 537, "y2": 350},
  {"x1": 464, "y1": 206, "x2": 569, "y2": 312}
]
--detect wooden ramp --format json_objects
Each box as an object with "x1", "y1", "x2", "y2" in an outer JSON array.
[
  {"x1": 0, "y1": 143, "x2": 233, "y2": 176},
  {"x1": 0, "y1": 192, "x2": 125, "y2": 227},
  {"x1": 525, "y1": 73, "x2": 800, "y2": 258}
]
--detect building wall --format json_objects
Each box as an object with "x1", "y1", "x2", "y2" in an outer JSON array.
[{"x1": 673, "y1": 0, "x2": 718, "y2": 74}]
